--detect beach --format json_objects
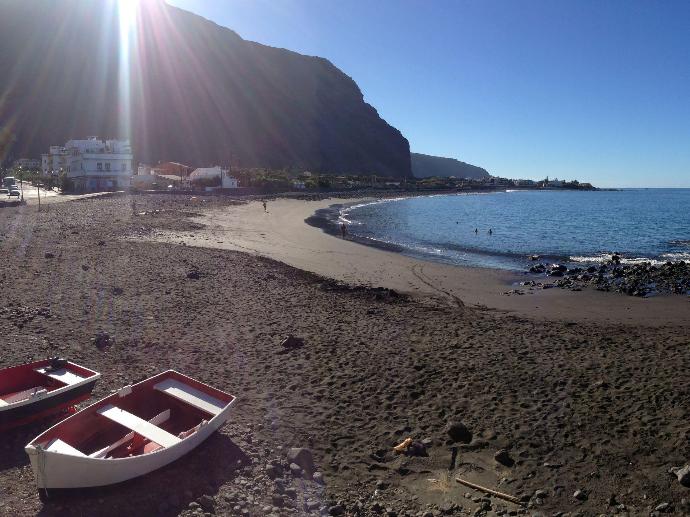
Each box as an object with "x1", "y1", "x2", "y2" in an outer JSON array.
[{"x1": 1, "y1": 193, "x2": 689, "y2": 516}]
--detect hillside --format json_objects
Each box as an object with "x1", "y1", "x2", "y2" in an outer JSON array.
[
  {"x1": 411, "y1": 152, "x2": 489, "y2": 179},
  {"x1": 0, "y1": 0, "x2": 411, "y2": 177}
]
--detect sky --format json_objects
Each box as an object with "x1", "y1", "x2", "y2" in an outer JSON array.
[{"x1": 167, "y1": 0, "x2": 690, "y2": 187}]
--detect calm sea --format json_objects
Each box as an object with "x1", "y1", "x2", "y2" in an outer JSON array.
[{"x1": 341, "y1": 189, "x2": 690, "y2": 270}]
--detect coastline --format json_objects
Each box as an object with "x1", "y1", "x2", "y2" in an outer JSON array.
[{"x1": 152, "y1": 197, "x2": 690, "y2": 326}]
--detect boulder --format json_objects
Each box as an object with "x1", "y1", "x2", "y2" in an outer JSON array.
[
  {"x1": 446, "y1": 421, "x2": 473, "y2": 443},
  {"x1": 287, "y1": 447, "x2": 315, "y2": 472}
]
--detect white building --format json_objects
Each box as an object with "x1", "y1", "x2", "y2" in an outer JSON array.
[
  {"x1": 41, "y1": 137, "x2": 133, "y2": 191},
  {"x1": 189, "y1": 166, "x2": 238, "y2": 189},
  {"x1": 13, "y1": 158, "x2": 41, "y2": 169}
]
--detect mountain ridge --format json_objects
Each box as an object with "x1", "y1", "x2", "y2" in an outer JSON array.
[
  {"x1": 0, "y1": 0, "x2": 411, "y2": 177},
  {"x1": 411, "y1": 152, "x2": 490, "y2": 179}
]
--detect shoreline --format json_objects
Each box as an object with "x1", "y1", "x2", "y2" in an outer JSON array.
[{"x1": 151, "y1": 197, "x2": 690, "y2": 326}]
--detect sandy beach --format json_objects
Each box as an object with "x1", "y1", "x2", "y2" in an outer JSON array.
[
  {"x1": 1, "y1": 193, "x2": 689, "y2": 516},
  {"x1": 153, "y1": 197, "x2": 690, "y2": 327}
]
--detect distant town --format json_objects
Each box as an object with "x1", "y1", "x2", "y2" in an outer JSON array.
[{"x1": 1, "y1": 136, "x2": 596, "y2": 198}]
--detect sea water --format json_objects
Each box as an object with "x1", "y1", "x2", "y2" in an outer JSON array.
[{"x1": 341, "y1": 189, "x2": 690, "y2": 271}]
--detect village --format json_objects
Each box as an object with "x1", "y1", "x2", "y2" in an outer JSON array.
[{"x1": 1, "y1": 137, "x2": 595, "y2": 202}]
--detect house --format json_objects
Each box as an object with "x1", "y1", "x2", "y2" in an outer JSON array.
[
  {"x1": 152, "y1": 162, "x2": 193, "y2": 179},
  {"x1": 13, "y1": 158, "x2": 40, "y2": 170},
  {"x1": 41, "y1": 137, "x2": 133, "y2": 191},
  {"x1": 189, "y1": 166, "x2": 239, "y2": 189}
]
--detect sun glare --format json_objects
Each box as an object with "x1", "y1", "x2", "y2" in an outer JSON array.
[{"x1": 117, "y1": 0, "x2": 138, "y2": 141}]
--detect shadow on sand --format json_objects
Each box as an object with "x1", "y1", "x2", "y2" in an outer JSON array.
[{"x1": 32, "y1": 433, "x2": 248, "y2": 517}]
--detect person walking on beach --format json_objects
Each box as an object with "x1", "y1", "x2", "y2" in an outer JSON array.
[
  {"x1": 340, "y1": 222, "x2": 348, "y2": 239},
  {"x1": 262, "y1": 200, "x2": 267, "y2": 212},
  {"x1": 488, "y1": 228, "x2": 493, "y2": 235},
  {"x1": 474, "y1": 228, "x2": 478, "y2": 235}
]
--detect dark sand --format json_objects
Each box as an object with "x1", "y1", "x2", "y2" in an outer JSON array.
[{"x1": 0, "y1": 194, "x2": 689, "y2": 517}]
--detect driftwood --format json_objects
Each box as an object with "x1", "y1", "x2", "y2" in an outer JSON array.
[{"x1": 455, "y1": 476, "x2": 523, "y2": 505}]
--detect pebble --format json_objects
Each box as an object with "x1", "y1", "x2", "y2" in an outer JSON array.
[
  {"x1": 573, "y1": 489, "x2": 588, "y2": 501},
  {"x1": 289, "y1": 462, "x2": 303, "y2": 477},
  {"x1": 312, "y1": 471, "x2": 325, "y2": 484},
  {"x1": 654, "y1": 502, "x2": 672, "y2": 513},
  {"x1": 329, "y1": 505, "x2": 345, "y2": 516},
  {"x1": 672, "y1": 464, "x2": 690, "y2": 487}
]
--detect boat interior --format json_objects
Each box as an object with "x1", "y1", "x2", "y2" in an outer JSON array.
[
  {"x1": 0, "y1": 361, "x2": 96, "y2": 407},
  {"x1": 33, "y1": 373, "x2": 234, "y2": 459}
]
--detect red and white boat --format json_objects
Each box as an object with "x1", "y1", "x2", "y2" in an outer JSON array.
[
  {"x1": 25, "y1": 370, "x2": 236, "y2": 489},
  {"x1": 0, "y1": 358, "x2": 100, "y2": 431}
]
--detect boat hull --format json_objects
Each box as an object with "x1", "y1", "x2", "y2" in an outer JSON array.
[
  {"x1": 0, "y1": 378, "x2": 98, "y2": 432},
  {"x1": 26, "y1": 404, "x2": 231, "y2": 488}
]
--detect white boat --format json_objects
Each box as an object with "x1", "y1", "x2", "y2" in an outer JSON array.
[{"x1": 25, "y1": 370, "x2": 236, "y2": 489}]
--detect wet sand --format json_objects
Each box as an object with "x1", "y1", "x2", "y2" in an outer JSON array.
[{"x1": 1, "y1": 194, "x2": 689, "y2": 517}]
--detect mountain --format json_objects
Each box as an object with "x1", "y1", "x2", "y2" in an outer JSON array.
[
  {"x1": 0, "y1": 0, "x2": 411, "y2": 177},
  {"x1": 411, "y1": 153, "x2": 489, "y2": 179}
]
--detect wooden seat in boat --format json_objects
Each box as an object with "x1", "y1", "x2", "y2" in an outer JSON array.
[
  {"x1": 45, "y1": 438, "x2": 86, "y2": 457},
  {"x1": 35, "y1": 367, "x2": 86, "y2": 386},
  {"x1": 153, "y1": 378, "x2": 225, "y2": 416},
  {"x1": 97, "y1": 405, "x2": 181, "y2": 448}
]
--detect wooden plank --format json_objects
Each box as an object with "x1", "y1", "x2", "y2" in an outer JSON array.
[
  {"x1": 35, "y1": 367, "x2": 86, "y2": 386},
  {"x1": 97, "y1": 405, "x2": 180, "y2": 448},
  {"x1": 89, "y1": 409, "x2": 171, "y2": 458},
  {"x1": 46, "y1": 438, "x2": 86, "y2": 457},
  {"x1": 154, "y1": 378, "x2": 225, "y2": 416}
]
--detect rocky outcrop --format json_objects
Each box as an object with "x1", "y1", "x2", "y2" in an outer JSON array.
[
  {"x1": 411, "y1": 152, "x2": 489, "y2": 179},
  {"x1": 0, "y1": 0, "x2": 411, "y2": 177}
]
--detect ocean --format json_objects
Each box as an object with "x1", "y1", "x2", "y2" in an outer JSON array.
[{"x1": 340, "y1": 189, "x2": 690, "y2": 271}]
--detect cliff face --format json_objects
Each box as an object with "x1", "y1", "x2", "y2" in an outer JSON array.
[
  {"x1": 411, "y1": 152, "x2": 489, "y2": 179},
  {"x1": 0, "y1": 0, "x2": 411, "y2": 177}
]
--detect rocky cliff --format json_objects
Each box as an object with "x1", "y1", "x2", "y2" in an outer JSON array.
[
  {"x1": 0, "y1": 0, "x2": 411, "y2": 177},
  {"x1": 411, "y1": 152, "x2": 489, "y2": 179}
]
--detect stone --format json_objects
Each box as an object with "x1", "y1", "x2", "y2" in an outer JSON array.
[
  {"x1": 329, "y1": 505, "x2": 345, "y2": 516},
  {"x1": 494, "y1": 449, "x2": 514, "y2": 467},
  {"x1": 44, "y1": 252, "x2": 55, "y2": 259},
  {"x1": 284, "y1": 488, "x2": 297, "y2": 499},
  {"x1": 671, "y1": 464, "x2": 690, "y2": 487},
  {"x1": 654, "y1": 502, "x2": 672, "y2": 513},
  {"x1": 266, "y1": 464, "x2": 282, "y2": 480},
  {"x1": 198, "y1": 495, "x2": 215, "y2": 512},
  {"x1": 187, "y1": 269, "x2": 201, "y2": 279},
  {"x1": 573, "y1": 489, "x2": 587, "y2": 501},
  {"x1": 312, "y1": 471, "x2": 325, "y2": 484},
  {"x1": 281, "y1": 335, "x2": 305, "y2": 350},
  {"x1": 271, "y1": 495, "x2": 284, "y2": 507},
  {"x1": 446, "y1": 421, "x2": 473, "y2": 443},
  {"x1": 289, "y1": 463, "x2": 303, "y2": 477},
  {"x1": 287, "y1": 447, "x2": 315, "y2": 471},
  {"x1": 306, "y1": 500, "x2": 321, "y2": 512}
]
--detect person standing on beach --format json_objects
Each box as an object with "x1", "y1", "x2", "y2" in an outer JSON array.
[
  {"x1": 340, "y1": 222, "x2": 348, "y2": 239},
  {"x1": 488, "y1": 228, "x2": 493, "y2": 235},
  {"x1": 474, "y1": 228, "x2": 478, "y2": 234},
  {"x1": 262, "y1": 200, "x2": 267, "y2": 212}
]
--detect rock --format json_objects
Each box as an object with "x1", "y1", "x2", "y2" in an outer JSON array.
[
  {"x1": 44, "y1": 252, "x2": 55, "y2": 259},
  {"x1": 306, "y1": 500, "x2": 321, "y2": 512},
  {"x1": 187, "y1": 269, "x2": 201, "y2": 280},
  {"x1": 446, "y1": 421, "x2": 473, "y2": 443},
  {"x1": 287, "y1": 447, "x2": 315, "y2": 472},
  {"x1": 289, "y1": 463, "x2": 303, "y2": 477},
  {"x1": 111, "y1": 287, "x2": 124, "y2": 296},
  {"x1": 284, "y1": 488, "x2": 297, "y2": 499},
  {"x1": 494, "y1": 449, "x2": 514, "y2": 467},
  {"x1": 271, "y1": 495, "x2": 284, "y2": 508},
  {"x1": 671, "y1": 464, "x2": 690, "y2": 487},
  {"x1": 93, "y1": 331, "x2": 113, "y2": 349},
  {"x1": 376, "y1": 479, "x2": 389, "y2": 490},
  {"x1": 265, "y1": 464, "x2": 282, "y2": 480},
  {"x1": 328, "y1": 505, "x2": 345, "y2": 516},
  {"x1": 573, "y1": 489, "x2": 587, "y2": 501},
  {"x1": 198, "y1": 495, "x2": 215, "y2": 512},
  {"x1": 312, "y1": 471, "x2": 324, "y2": 484},
  {"x1": 654, "y1": 502, "x2": 672, "y2": 513},
  {"x1": 281, "y1": 335, "x2": 305, "y2": 349},
  {"x1": 97, "y1": 240, "x2": 106, "y2": 246}
]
